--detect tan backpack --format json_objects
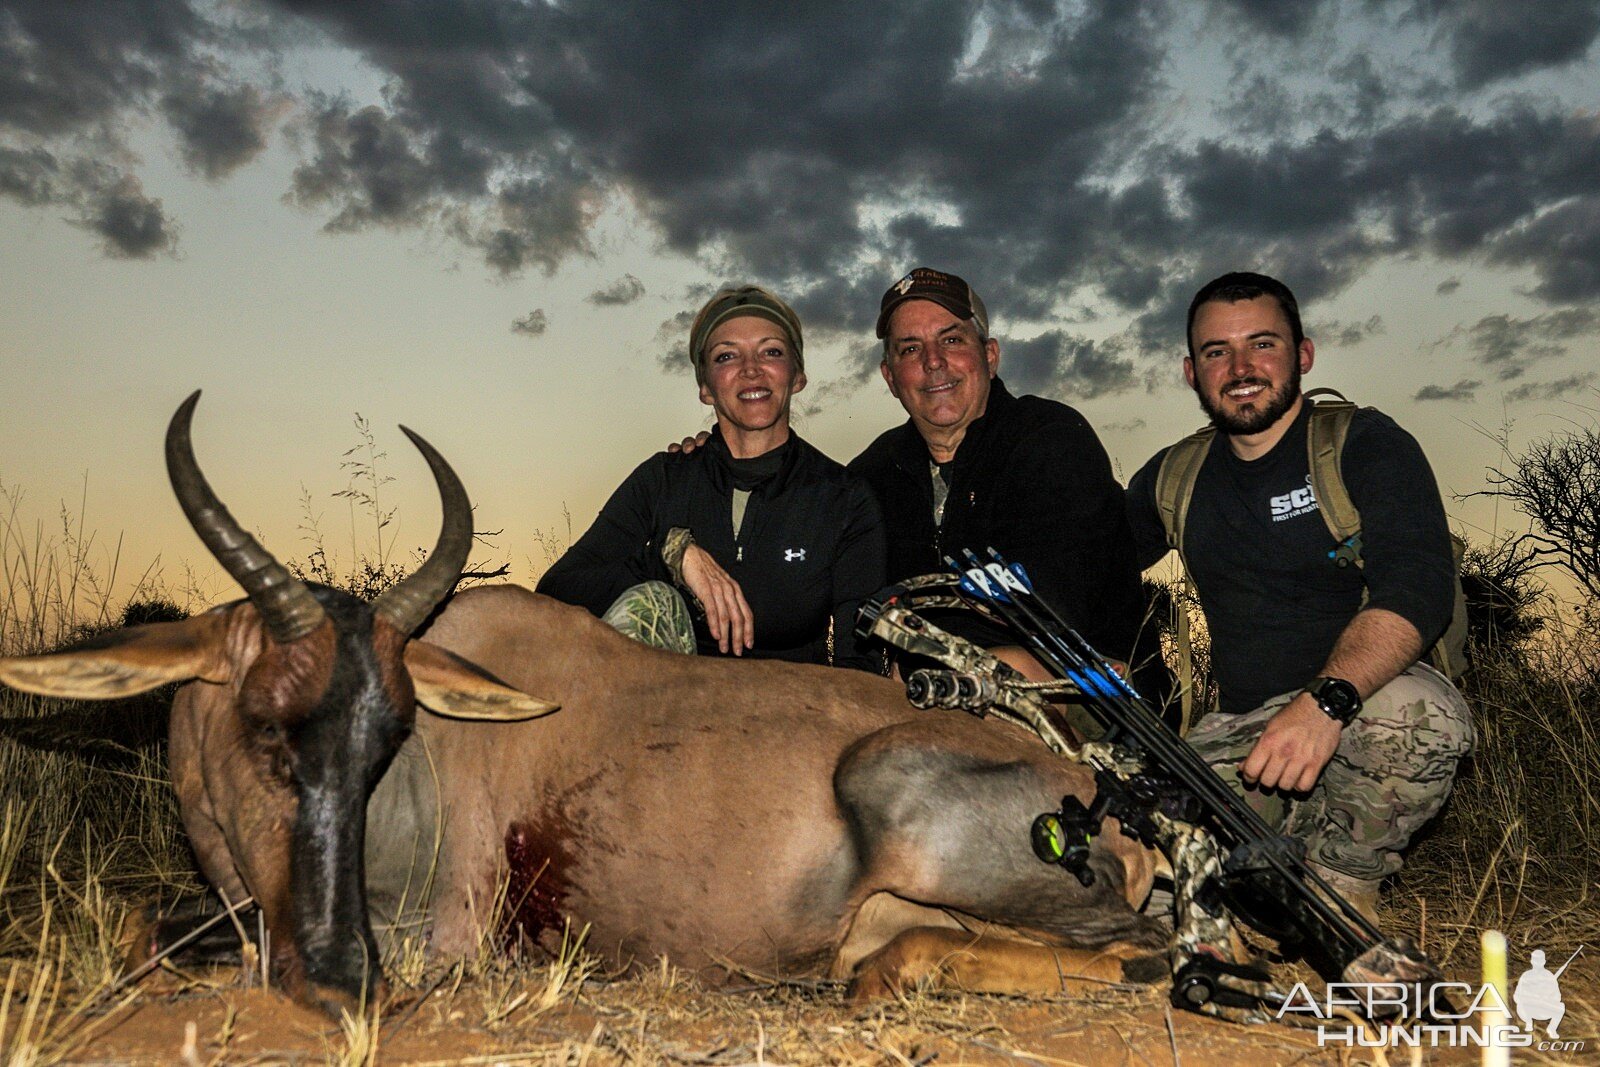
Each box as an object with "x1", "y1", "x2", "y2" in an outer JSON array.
[{"x1": 1153, "y1": 390, "x2": 1469, "y2": 692}]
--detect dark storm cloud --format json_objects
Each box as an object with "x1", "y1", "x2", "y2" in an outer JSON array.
[
  {"x1": 1206, "y1": 0, "x2": 1332, "y2": 37},
  {"x1": 1322, "y1": 54, "x2": 1392, "y2": 131},
  {"x1": 259, "y1": 0, "x2": 1600, "y2": 409},
  {"x1": 587, "y1": 274, "x2": 645, "y2": 307},
  {"x1": 1163, "y1": 106, "x2": 1600, "y2": 333},
  {"x1": 463, "y1": 164, "x2": 599, "y2": 276},
  {"x1": 1436, "y1": 277, "x2": 1461, "y2": 295},
  {"x1": 2, "y1": 0, "x2": 1599, "y2": 413},
  {"x1": 0, "y1": 0, "x2": 287, "y2": 254},
  {"x1": 1233, "y1": 2, "x2": 1600, "y2": 90},
  {"x1": 0, "y1": 145, "x2": 56, "y2": 204},
  {"x1": 165, "y1": 84, "x2": 281, "y2": 181},
  {"x1": 1458, "y1": 309, "x2": 1600, "y2": 380},
  {"x1": 511, "y1": 308, "x2": 547, "y2": 337},
  {"x1": 82, "y1": 175, "x2": 177, "y2": 258},
  {"x1": 1221, "y1": 54, "x2": 1395, "y2": 140},
  {"x1": 1504, "y1": 373, "x2": 1598, "y2": 403},
  {"x1": 261, "y1": 0, "x2": 1170, "y2": 324},
  {"x1": 1002, "y1": 330, "x2": 1139, "y2": 400},
  {"x1": 1309, "y1": 315, "x2": 1384, "y2": 347},
  {"x1": 1487, "y1": 197, "x2": 1600, "y2": 302},
  {"x1": 288, "y1": 100, "x2": 493, "y2": 230},
  {"x1": 0, "y1": 146, "x2": 178, "y2": 257},
  {"x1": 653, "y1": 309, "x2": 697, "y2": 376},
  {"x1": 1408, "y1": 0, "x2": 1600, "y2": 89},
  {"x1": 0, "y1": 0, "x2": 209, "y2": 138},
  {"x1": 283, "y1": 91, "x2": 597, "y2": 274},
  {"x1": 1415, "y1": 379, "x2": 1481, "y2": 401}
]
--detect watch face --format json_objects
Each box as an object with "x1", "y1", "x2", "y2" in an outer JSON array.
[{"x1": 1310, "y1": 677, "x2": 1361, "y2": 723}]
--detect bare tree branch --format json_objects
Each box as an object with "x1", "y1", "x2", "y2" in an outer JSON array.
[
  {"x1": 460, "y1": 565, "x2": 511, "y2": 581},
  {"x1": 1484, "y1": 426, "x2": 1600, "y2": 603}
]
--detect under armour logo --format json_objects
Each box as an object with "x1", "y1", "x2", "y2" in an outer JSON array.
[
  {"x1": 894, "y1": 275, "x2": 915, "y2": 295},
  {"x1": 783, "y1": 548, "x2": 807, "y2": 562}
]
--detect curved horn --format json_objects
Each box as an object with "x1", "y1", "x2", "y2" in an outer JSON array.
[
  {"x1": 166, "y1": 391, "x2": 326, "y2": 644},
  {"x1": 372, "y1": 427, "x2": 471, "y2": 635}
]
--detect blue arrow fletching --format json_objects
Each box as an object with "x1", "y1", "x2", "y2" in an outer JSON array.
[
  {"x1": 964, "y1": 567, "x2": 1010, "y2": 602},
  {"x1": 1007, "y1": 561, "x2": 1033, "y2": 593}
]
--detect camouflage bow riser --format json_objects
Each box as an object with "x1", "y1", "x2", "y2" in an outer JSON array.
[{"x1": 862, "y1": 595, "x2": 1276, "y2": 1022}]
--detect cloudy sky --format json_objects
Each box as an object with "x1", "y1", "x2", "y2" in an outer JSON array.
[{"x1": 3, "y1": 0, "x2": 1598, "y2": 603}]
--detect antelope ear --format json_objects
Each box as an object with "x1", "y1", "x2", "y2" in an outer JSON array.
[
  {"x1": 404, "y1": 640, "x2": 559, "y2": 721},
  {"x1": 0, "y1": 611, "x2": 232, "y2": 699}
]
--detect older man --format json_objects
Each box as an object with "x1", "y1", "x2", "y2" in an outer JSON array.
[{"x1": 848, "y1": 267, "x2": 1154, "y2": 688}]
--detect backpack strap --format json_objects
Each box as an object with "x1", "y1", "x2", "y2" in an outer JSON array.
[
  {"x1": 1304, "y1": 389, "x2": 1361, "y2": 555},
  {"x1": 1153, "y1": 425, "x2": 1217, "y2": 555},
  {"x1": 1153, "y1": 426, "x2": 1214, "y2": 739}
]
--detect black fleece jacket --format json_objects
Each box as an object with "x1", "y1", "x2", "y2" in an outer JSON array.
[
  {"x1": 537, "y1": 428, "x2": 886, "y2": 671},
  {"x1": 848, "y1": 378, "x2": 1149, "y2": 664}
]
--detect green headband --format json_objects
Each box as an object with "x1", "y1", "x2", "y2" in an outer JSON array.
[{"x1": 689, "y1": 286, "x2": 805, "y2": 383}]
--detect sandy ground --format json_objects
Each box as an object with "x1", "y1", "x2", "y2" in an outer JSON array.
[{"x1": 41, "y1": 956, "x2": 1598, "y2": 1066}]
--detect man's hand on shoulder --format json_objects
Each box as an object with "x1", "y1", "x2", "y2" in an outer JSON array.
[
  {"x1": 680, "y1": 544, "x2": 754, "y2": 655},
  {"x1": 1241, "y1": 692, "x2": 1343, "y2": 793},
  {"x1": 667, "y1": 431, "x2": 712, "y2": 455}
]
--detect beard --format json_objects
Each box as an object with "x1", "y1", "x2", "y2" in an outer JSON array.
[{"x1": 1196, "y1": 363, "x2": 1302, "y2": 435}]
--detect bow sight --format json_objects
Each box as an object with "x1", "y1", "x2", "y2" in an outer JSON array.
[{"x1": 855, "y1": 548, "x2": 1448, "y2": 1024}]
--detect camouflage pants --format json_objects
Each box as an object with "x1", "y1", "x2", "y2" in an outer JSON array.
[
  {"x1": 601, "y1": 581, "x2": 697, "y2": 655},
  {"x1": 1187, "y1": 663, "x2": 1474, "y2": 882}
]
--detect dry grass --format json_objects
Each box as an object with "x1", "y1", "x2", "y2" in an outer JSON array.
[{"x1": 1399, "y1": 606, "x2": 1600, "y2": 965}]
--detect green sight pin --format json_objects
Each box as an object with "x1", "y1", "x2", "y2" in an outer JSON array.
[{"x1": 1031, "y1": 812, "x2": 1067, "y2": 863}]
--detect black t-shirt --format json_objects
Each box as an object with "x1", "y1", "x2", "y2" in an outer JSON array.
[{"x1": 1127, "y1": 401, "x2": 1455, "y2": 712}]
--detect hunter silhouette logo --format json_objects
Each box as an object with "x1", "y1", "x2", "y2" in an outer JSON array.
[
  {"x1": 1516, "y1": 946, "x2": 1581, "y2": 1038},
  {"x1": 783, "y1": 548, "x2": 806, "y2": 562}
]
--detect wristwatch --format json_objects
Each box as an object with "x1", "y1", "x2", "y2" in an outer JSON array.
[{"x1": 1304, "y1": 676, "x2": 1362, "y2": 725}]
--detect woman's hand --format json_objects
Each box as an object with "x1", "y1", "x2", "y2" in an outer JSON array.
[{"x1": 681, "y1": 544, "x2": 754, "y2": 655}]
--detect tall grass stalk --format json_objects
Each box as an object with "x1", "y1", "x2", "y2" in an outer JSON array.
[
  {"x1": 1, "y1": 481, "x2": 160, "y2": 656},
  {"x1": 40, "y1": 825, "x2": 130, "y2": 990},
  {"x1": 0, "y1": 485, "x2": 202, "y2": 1058},
  {"x1": 0, "y1": 898, "x2": 141, "y2": 1064},
  {"x1": 325, "y1": 1002, "x2": 382, "y2": 1067},
  {"x1": 334, "y1": 413, "x2": 398, "y2": 576},
  {"x1": 1401, "y1": 611, "x2": 1600, "y2": 951}
]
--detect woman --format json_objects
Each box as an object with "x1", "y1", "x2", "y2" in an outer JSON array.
[{"x1": 537, "y1": 285, "x2": 887, "y2": 671}]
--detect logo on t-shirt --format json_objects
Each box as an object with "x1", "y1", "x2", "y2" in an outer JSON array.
[
  {"x1": 1271, "y1": 476, "x2": 1320, "y2": 522},
  {"x1": 783, "y1": 548, "x2": 807, "y2": 562}
]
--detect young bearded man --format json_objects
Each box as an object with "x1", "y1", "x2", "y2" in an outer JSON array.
[{"x1": 1125, "y1": 271, "x2": 1474, "y2": 920}]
